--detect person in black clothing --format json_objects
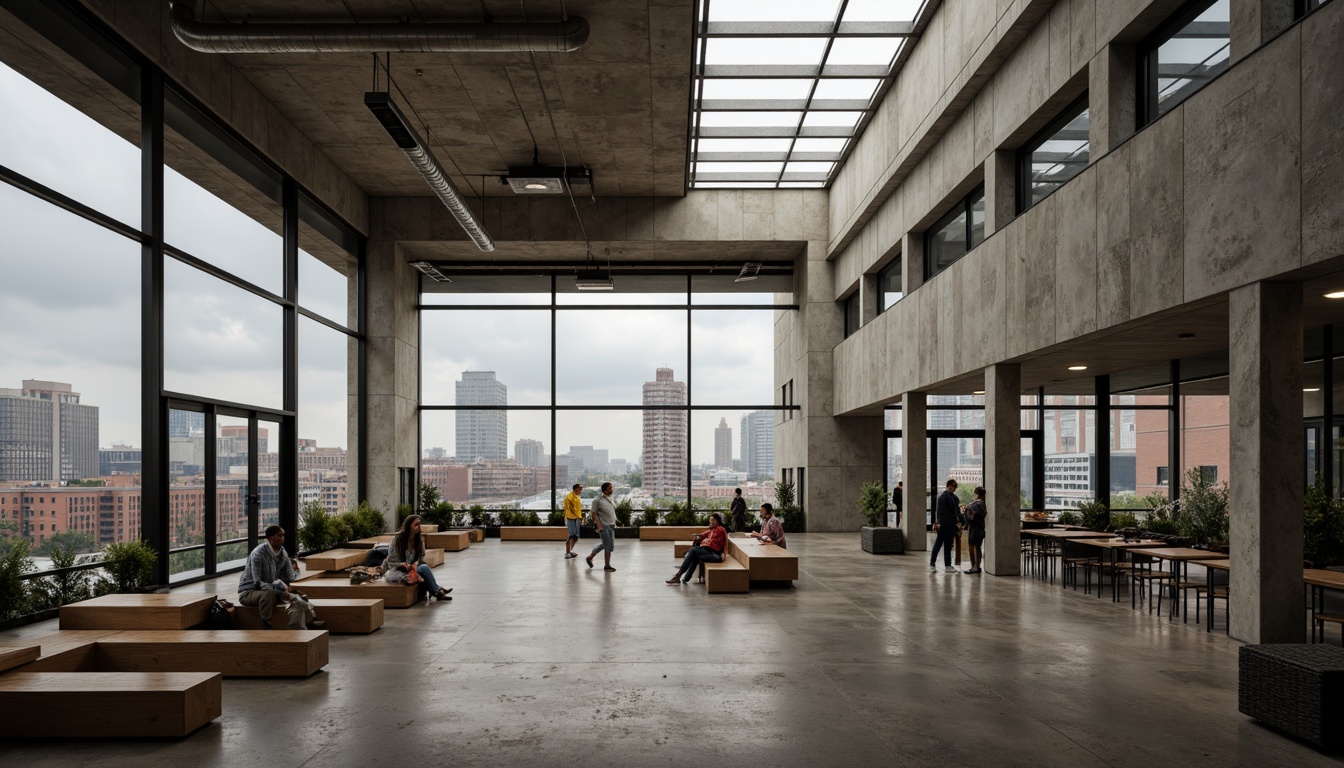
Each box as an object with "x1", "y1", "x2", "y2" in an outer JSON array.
[
  {"x1": 729, "y1": 488, "x2": 748, "y2": 533},
  {"x1": 892, "y1": 481, "x2": 903, "y2": 527},
  {"x1": 962, "y1": 486, "x2": 987, "y2": 574},
  {"x1": 930, "y1": 479, "x2": 961, "y2": 573}
]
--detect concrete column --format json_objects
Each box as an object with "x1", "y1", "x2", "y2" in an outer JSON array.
[
  {"x1": 1228, "y1": 281, "x2": 1304, "y2": 643},
  {"x1": 901, "y1": 232, "x2": 925, "y2": 295},
  {"x1": 901, "y1": 391, "x2": 927, "y2": 551},
  {"x1": 984, "y1": 364, "x2": 1022, "y2": 576},
  {"x1": 1230, "y1": 0, "x2": 1295, "y2": 63},
  {"x1": 860, "y1": 273, "x2": 879, "y2": 325},
  {"x1": 984, "y1": 150, "x2": 1016, "y2": 234},
  {"x1": 1089, "y1": 44, "x2": 1137, "y2": 154}
]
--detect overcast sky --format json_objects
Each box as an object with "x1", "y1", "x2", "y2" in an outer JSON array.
[{"x1": 1, "y1": 61, "x2": 778, "y2": 465}]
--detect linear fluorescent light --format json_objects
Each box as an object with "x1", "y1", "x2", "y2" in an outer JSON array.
[
  {"x1": 735, "y1": 262, "x2": 762, "y2": 283},
  {"x1": 410, "y1": 260, "x2": 451, "y2": 283},
  {"x1": 574, "y1": 271, "x2": 614, "y2": 291},
  {"x1": 365, "y1": 92, "x2": 494, "y2": 252}
]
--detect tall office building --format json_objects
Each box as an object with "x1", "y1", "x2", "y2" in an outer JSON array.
[
  {"x1": 514, "y1": 438, "x2": 545, "y2": 468},
  {"x1": 455, "y1": 371, "x2": 507, "y2": 461},
  {"x1": 168, "y1": 409, "x2": 203, "y2": 439},
  {"x1": 642, "y1": 367, "x2": 687, "y2": 497},
  {"x1": 714, "y1": 417, "x2": 732, "y2": 469},
  {"x1": 0, "y1": 380, "x2": 99, "y2": 482},
  {"x1": 740, "y1": 411, "x2": 774, "y2": 480}
]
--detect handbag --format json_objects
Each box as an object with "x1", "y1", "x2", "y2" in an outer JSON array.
[{"x1": 286, "y1": 592, "x2": 317, "y2": 629}]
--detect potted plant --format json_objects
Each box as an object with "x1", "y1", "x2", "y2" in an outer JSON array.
[
  {"x1": 859, "y1": 481, "x2": 903, "y2": 554},
  {"x1": 776, "y1": 481, "x2": 805, "y2": 533},
  {"x1": 1305, "y1": 476, "x2": 1344, "y2": 568}
]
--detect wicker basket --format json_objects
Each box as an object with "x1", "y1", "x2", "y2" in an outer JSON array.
[{"x1": 1238, "y1": 644, "x2": 1344, "y2": 749}]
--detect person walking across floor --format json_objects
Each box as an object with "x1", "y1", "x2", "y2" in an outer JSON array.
[
  {"x1": 563, "y1": 483, "x2": 584, "y2": 559},
  {"x1": 749, "y1": 503, "x2": 787, "y2": 548},
  {"x1": 385, "y1": 514, "x2": 452, "y2": 601},
  {"x1": 892, "y1": 481, "x2": 903, "y2": 527},
  {"x1": 930, "y1": 479, "x2": 961, "y2": 573},
  {"x1": 586, "y1": 481, "x2": 619, "y2": 572},
  {"x1": 963, "y1": 486, "x2": 987, "y2": 574},
  {"x1": 729, "y1": 488, "x2": 748, "y2": 533},
  {"x1": 666, "y1": 512, "x2": 728, "y2": 584}
]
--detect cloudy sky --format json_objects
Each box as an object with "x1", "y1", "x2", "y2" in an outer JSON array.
[{"x1": 1, "y1": 61, "x2": 779, "y2": 466}]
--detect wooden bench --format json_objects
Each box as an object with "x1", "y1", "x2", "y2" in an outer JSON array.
[
  {"x1": 727, "y1": 536, "x2": 799, "y2": 582},
  {"x1": 454, "y1": 527, "x2": 486, "y2": 543},
  {"x1": 59, "y1": 593, "x2": 215, "y2": 631},
  {"x1": 674, "y1": 540, "x2": 693, "y2": 558},
  {"x1": 0, "y1": 645, "x2": 40, "y2": 673},
  {"x1": 293, "y1": 572, "x2": 421, "y2": 608},
  {"x1": 347, "y1": 535, "x2": 393, "y2": 549},
  {"x1": 232, "y1": 598, "x2": 384, "y2": 634},
  {"x1": 421, "y1": 524, "x2": 439, "y2": 533},
  {"x1": 500, "y1": 526, "x2": 569, "y2": 541},
  {"x1": 12, "y1": 629, "x2": 328, "y2": 678},
  {"x1": 704, "y1": 559, "x2": 750, "y2": 593},
  {"x1": 0, "y1": 671, "x2": 221, "y2": 738},
  {"x1": 639, "y1": 526, "x2": 703, "y2": 541},
  {"x1": 425, "y1": 530, "x2": 472, "y2": 551},
  {"x1": 302, "y1": 548, "x2": 374, "y2": 571}
]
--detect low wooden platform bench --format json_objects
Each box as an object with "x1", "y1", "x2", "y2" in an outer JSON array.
[
  {"x1": 425, "y1": 530, "x2": 472, "y2": 551},
  {"x1": 303, "y1": 548, "x2": 375, "y2": 571},
  {"x1": 8, "y1": 629, "x2": 328, "y2": 678},
  {"x1": 727, "y1": 537, "x2": 799, "y2": 582},
  {"x1": 60, "y1": 593, "x2": 215, "y2": 631},
  {"x1": 347, "y1": 535, "x2": 393, "y2": 549},
  {"x1": 703, "y1": 559, "x2": 749, "y2": 593},
  {"x1": 0, "y1": 671, "x2": 222, "y2": 738},
  {"x1": 232, "y1": 598, "x2": 384, "y2": 634},
  {"x1": 500, "y1": 526, "x2": 569, "y2": 541},
  {"x1": 640, "y1": 526, "x2": 703, "y2": 541},
  {"x1": 294, "y1": 571, "x2": 422, "y2": 608}
]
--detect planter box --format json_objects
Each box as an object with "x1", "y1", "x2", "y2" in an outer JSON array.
[{"x1": 861, "y1": 526, "x2": 904, "y2": 554}]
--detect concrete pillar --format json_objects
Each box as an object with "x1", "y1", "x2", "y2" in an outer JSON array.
[
  {"x1": 1089, "y1": 44, "x2": 1137, "y2": 154},
  {"x1": 1230, "y1": 0, "x2": 1295, "y2": 63},
  {"x1": 860, "y1": 273, "x2": 879, "y2": 325},
  {"x1": 1228, "y1": 281, "x2": 1304, "y2": 643},
  {"x1": 984, "y1": 150, "x2": 1016, "y2": 234},
  {"x1": 984, "y1": 364, "x2": 1022, "y2": 576},
  {"x1": 901, "y1": 232, "x2": 925, "y2": 295},
  {"x1": 901, "y1": 391, "x2": 927, "y2": 551}
]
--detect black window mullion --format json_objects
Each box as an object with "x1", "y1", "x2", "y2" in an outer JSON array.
[{"x1": 141, "y1": 65, "x2": 169, "y2": 587}]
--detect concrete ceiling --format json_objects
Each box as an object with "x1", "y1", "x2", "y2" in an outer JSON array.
[{"x1": 206, "y1": 0, "x2": 693, "y2": 198}]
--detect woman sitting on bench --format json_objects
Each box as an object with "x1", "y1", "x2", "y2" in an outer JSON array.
[
  {"x1": 385, "y1": 514, "x2": 452, "y2": 601},
  {"x1": 666, "y1": 513, "x2": 728, "y2": 585}
]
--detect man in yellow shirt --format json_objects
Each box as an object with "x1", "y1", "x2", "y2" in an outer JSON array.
[{"x1": 563, "y1": 483, "x2": 584, "y2": 559}]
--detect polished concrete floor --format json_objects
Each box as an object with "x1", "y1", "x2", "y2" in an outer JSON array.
[{"x1": 2, "y1": 533, "x2": 1341, "y2": 767}]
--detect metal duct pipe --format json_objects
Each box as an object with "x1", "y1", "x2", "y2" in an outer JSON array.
[
  {"x1": 365, "y1": 93, "x2": 494, "y2": 253},
  {"x1": 169, "y1": 2, "x2": 589, "y2": 54}
]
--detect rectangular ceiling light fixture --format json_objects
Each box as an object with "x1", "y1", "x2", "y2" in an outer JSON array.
[
  {"x1": 503, "y1": 165, "x2": 593, "y2": 195},
  {"x1": 574, "y1": 270, "x2": 614, "y2": 290},
  {"x1": 410, "y1": 260, "x2": 452, "y2": 282},
  {"x1": 735, "y1": 262, "x2": 762, "y2": 282}
]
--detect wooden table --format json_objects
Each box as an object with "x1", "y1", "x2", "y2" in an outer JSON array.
[
  {"x1": 1071, "y1": 538, "x2": 1168, "y2": 602},
  {"x1": 1303, "y1": 568, "x2": 1344, "y2": 643},
  {"x1": 1189, "y1": 559, "x2": 1230, "y2": 633},
  {"x1": 1022, "y1": 529, "x2": 1113, "y2": 583},
  {"x1": 1133, "y1": 548, "x2": 1229, "y2": 620}
]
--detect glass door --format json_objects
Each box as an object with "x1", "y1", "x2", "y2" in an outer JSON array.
[
  {"x1": 928, "y1": 431, "x2": 985, "y2": 525},
  {"x1": 215, "y1": 414, "x2": 251, "y2": 571}
]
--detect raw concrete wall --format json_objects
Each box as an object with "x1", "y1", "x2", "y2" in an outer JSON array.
[
  {"x1": 79, "y1": 0, "x2": 368, "y2": 233},
  {"x1": 832, "y1": 0, "x2": 1341, "y2": 413}
]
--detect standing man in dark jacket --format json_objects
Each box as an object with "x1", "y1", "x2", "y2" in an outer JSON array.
[
  {"x1": 930, "y1": 479, "x2": 961, "y2": 573},
  {"x1": 892, "y1": 481, "x2": 903, "y2": 527},
  {"x1": 729, "y1": 488, "x2": 748, "y2": 532}
]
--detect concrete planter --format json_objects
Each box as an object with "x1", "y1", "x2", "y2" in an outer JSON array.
[{"x1": 861, "y1": 526, "x2": 904, "y2": 554}]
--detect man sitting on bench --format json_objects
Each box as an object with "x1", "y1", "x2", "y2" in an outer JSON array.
[
  {"x1": 239, "y1": 525, "x2": 304, "y2": 629},
  {"x1": 665, "y1": 513, "x2": 728, "y2": 585},
  {"x1": 748, "y1": 503, "x2": 787, "y2": 549}
]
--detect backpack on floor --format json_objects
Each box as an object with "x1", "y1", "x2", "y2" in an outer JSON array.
[{"x1": 205, "y1": 598, "x2": 234, "y2": 630}]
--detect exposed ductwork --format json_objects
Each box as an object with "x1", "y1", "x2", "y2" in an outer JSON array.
[
  {"x1": 168, "y1": 2, "x2": 589, "y2": 55},
  {"x1": 365, "y1": 92, "x2": 494, "y2": 253}
]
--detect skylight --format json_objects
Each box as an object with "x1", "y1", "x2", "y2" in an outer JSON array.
[{"x1": 688, "y1": 0, "x2": 930, "y2": 189}]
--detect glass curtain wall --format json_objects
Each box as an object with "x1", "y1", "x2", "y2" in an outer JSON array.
[
  {"x1": 419, "y1": 273, "x2": 795, "y2": 520},
  {"x1": 0, "y1": 0, "x2": 363, "y2": 590}
]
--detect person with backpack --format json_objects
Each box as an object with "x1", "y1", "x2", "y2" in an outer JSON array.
[{"x1": 729, "y1": 488, "x2": 748, "y2": 533}]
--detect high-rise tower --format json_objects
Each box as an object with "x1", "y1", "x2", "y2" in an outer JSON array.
[
  {"x1": 740, "y1": 411, "x2": 774, "y2": 480},
  {"x1": 714, "y1": 417, "x2": 732, "y2": 469},
  {"x1": 641, "y1": 367, "x2": 687, "y2": 498},
  {"x1": 455, "y1": 371, "x2": 507, "y2": 461},
  {"x1": 0, "y1": 380, "x2": 99, "y2": 481}
]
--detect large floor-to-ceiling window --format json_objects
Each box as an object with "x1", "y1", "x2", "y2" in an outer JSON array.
[
  {"x1": 419, "y1": 269, "x2": 795, "y2": 517},
  {"x1": 0, "y1": 0, "x2": 363, "y2": 595}
]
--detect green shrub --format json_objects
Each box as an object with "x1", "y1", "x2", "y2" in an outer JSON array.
[
  {"x1": 525, "y1": 511, "x2": 542, "y2": 526},
  {"x1": 36, "y1": 542, "x2": 92, "y2": 609},
  {"x1": 298, "y1": 502, "x2": 355, "y2": 552},
  {"x1": 1056, "y1": 511, "x2": 1080, "y2": 526},
  {"x1": 663, "y1": 503, "x2": 695, "y2": 526},
  {"x1": 0, "y1": 535, "x2": 34, "y2": 620},
  {"x1": 614, "y1": 499, "x2": 633, "y2": 527},
  {"x1": 1109, "y1": 511, "x2": 1140, "y2": 530},
  {"x1": 99, "y1": 539, "x2": 156, "y2": 595},
  {"x1": 640, "y1": 508, "x2": 659, "y2": 526},
  {"x1": 1178, "y1": 467, "x2": 1229, "y2": 545},
  {"x1": 469, "y1": 505, "x2": 486, "y2": 526},
  {"x1": 421, "y1": 501, "x2": 455, "y2": 529},
  {"x1": 341, "y1": 501, "x2": 386, "y2": 540},
  {"x1": 858, "y1": 481, "x2": 888, "y2": 528},
  {"x1": 1077, "y1": 501, "x2": 1110, "y2": 532},
  {"x1": 419, "y1": 482, "x2": 442, "y2": 512},
  {"x1": 1305, "y1": 476, "x2": 1344, "y2": 567},
  {"x1": 395, "y1": 503, "x2": 415, "y2": 528},
  {"x1": 547, "y1": 510, "x2": 564, "y2": 526},
  {"x1": 776, "y1": 481, "x2": 805, "y2": 533}
]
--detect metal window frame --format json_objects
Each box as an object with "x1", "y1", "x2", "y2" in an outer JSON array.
[
  {"x1": 875, "y1": 256, "x2": 902, "y2": 314},
  {"x1": 922, "y1": 183, "x2": 984, "y2": 280},
  {"x1": 1137, "y1": 0, "x2": 1224, "y2": 128},
  {"x1": 1015, "y1": 93, "x2": 1089, "y2": 215}
]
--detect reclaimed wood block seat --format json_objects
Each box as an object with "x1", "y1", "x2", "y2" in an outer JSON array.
[
  {"x1": 674, "y1": 540, "x2": 693, "y2": 558},
  {"x1": 425, "y1": 530, "x2": 471, "y2": 551},
  {"x1": 640, "y1": 526, "x2": 703, "y2": 541},
  {"x1": 59, "y1": 593, "x2": 215, "y2": 631},
  {"x1": 303, "y1": 548, "x2": 374, "y2": 571},
  {"x1": 232, "y1": 598, "x2": 384, "y2": 634},
  {"x1": 293, "y1": 572, "x2": 421, "y2": 608},
  {"x1": 0, "y1": 645, "x2": 40, "y2": 673},
  {"x1": 455, "y1": 527, "x2": 486, "y2": 542},
  {"x1": 347, "y1": 535, "x2": 393, "y2": 549},
  {"x1": 9, "y1": 629, "x2": 328, "y2": 678},
  {"x1": 420, "y1": 524, "x2": 439, "y2": 533},
  {"x1": 704, "y1": 559, "x2": 749, "y2": 593},
  {"x1": 726, "y1": 538, "x2": 799, "y2": 582},
  {"x1": 500, "y1": 526, "x2": 570, "y2": 540},
  {"x1": 0, "y1": 671, "x2": 221, "y2": 738}
]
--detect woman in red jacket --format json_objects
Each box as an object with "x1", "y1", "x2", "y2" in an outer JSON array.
[{"x1": 665, "y1": 512, "x2": 727, "y2": 584}]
